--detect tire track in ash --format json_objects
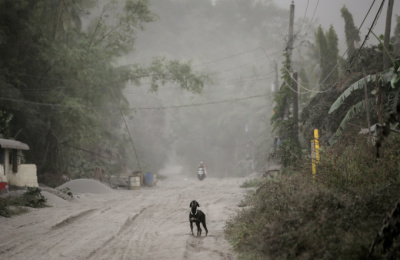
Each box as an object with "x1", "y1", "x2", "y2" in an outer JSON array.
[
  {"x1": 45, "y1": 195, "x2": 148, "y2": 260},
  {"x1": 51, "y1": 208, "x2": 98, "y2": 230},
  {"x1": 86, "y1": 207, "x2": 147, "y2": 259},
  {"x1": 88, "y1": 187, "x2": 188, "y2": 260},
  {"x1": 17, "y1": 193, "x2": 145, "y2": 260},
  {"x1": 2, "y1": 208, "x2": 99, "y2": 259},
  {"x1": 85, "y1": 206, "x2": 151, "y2": 260},
  {"x1": 183, "y1": 231, "x2": 235, "y2": 260},
  {"x1": 121, "y1": 204, "x2": 187, "y2": 259}
]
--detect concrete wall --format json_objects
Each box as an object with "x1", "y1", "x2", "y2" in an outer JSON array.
[
  {"x1": 6, "y1": 164, "x2": 38, "y2": 187},
  {"x1": 0, "y1": 164, "x2": 6, "y2": 182}
]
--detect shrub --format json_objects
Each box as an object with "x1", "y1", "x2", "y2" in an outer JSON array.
[
  {"x1": 0, "y1": 187, "x2": 48, "y2": 217},
  {"x1": 240, "y1": 178, "x2": 261, "y2": 188},
  {"x1": 225, "y1": 172, "x2": 400, "y2": 259},
  {"x1": 312, "y1": 132, "x2": 400, "y2": 190}
]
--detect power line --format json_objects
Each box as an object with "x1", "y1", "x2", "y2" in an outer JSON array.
[
  {"x1": 318, "y1": 0, "x2": 378, "y2": 88},
  {"x1": 347, "y1": 0, "x2": 384, "y2": 71},
  {"x1": 297, "y1": 0, "x2": 310, "y2": 36},
  {"x1": 321, "y1": 0, "x2": 385, "y2": 90},
  {"x1": 287, "y1": 0, "x2": 381, "y2": 93},
  {"x1": 283, "y1": 0, "x2": 381, "y2": 95},
  {"x1": 283, "y1": 66, "x2": 330, "y2": 94},
  {"x1": 0, "y1": 92, "x2": 272, "y2": 111},
  {"x1": 1, "y1": 47, "x2": 273, "y2": 91},
  {"x1": 130, "y1": 93, "x2": 271, "y2": 110},
  {"x1": 304, "y1": 0, "x2": 320, "y2": 36}
]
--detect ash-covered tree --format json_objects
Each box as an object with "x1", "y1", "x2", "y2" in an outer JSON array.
[
  {"x1": 270, "y1": 50, "x2": 302, "y2": 167},
  {"x1": 315, "y1": 25, "x2": 339, "y2": 88},
  {"x1": 341, "y1": 5, "x2": 361, "y2": 59},
  {"x1": 326, "y1": 25, "x2": 340, "y2": 83},
  {"x1": 393, "y1": 15, "x2": 400, "y2": 57},
  {"x1": 0, "y1": 0, "x2": 208, "y2": 183}
]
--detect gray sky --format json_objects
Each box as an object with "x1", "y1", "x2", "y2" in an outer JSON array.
[{"x1": 275, "y1": 0, "x2": 399, "y2": 49}]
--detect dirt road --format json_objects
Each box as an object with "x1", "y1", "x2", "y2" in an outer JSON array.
[{"x1": 0, "y1": 166, "x2": 248, "y2": 260}]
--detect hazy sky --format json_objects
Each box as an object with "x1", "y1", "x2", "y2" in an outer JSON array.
[{"x1": 275, "y1": 0, "x2": 399, "y2": 49}]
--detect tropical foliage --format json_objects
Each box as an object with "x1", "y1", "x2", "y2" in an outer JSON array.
[
  {"x1": 328, "y1": 59, "x2": 400, "y2": 139},
  {"x1": 341, "y1": 5, "x2": 361, "y2": 59},
  {"x1": 315, "y1": 25, "x2": 340, "y2": 87},
  {"x1": 0, "y1": 0, "x2": 208, "y2": 183}
]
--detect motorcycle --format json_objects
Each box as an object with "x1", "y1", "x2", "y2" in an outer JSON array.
[{"x1": 198, "y1": 166, "x2": 206, "y2": 180}]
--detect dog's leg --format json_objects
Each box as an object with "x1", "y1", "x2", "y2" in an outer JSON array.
[
  {"x1": 190, "y1": 221, "x2": 195, "y2": 235},
  {"x1": 196, "y1": 221, "x2": 202, "y2": 236}
]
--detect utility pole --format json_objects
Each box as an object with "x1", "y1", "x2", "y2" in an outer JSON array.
[
  {"x1": 292, "y1": 72, "x2": 299, "y2": 145},
  {"x1": 288, "y1": 1, "x2": 299, "y2": 147},
  {"x1": 283, "y1": 1, "x2": 295, "y2": 122},
  {"x1": 288, "y1": 1, "x2": 295, "y2": 63},
  {"x1": 383, "y1": 0, "x2": 394, "y2": 70}
]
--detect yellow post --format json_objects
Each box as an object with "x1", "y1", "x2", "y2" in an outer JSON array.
[
  {"x1": 311, "y1": 129, "x2": 320, "y2": 181},
  {"x1": 312, "y1": 159, "x2": 316, "y2": 181},
  {"x1": 314, "y1": 129, "x2": 320, "y2": 164},
  {"x1": 311, "y1": 140, "x2": 316, "y2": 181}
]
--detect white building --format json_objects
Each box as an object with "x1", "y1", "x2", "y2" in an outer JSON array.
[{"x1": 0, "y1": 138, "x2": 38, "y2": 188}]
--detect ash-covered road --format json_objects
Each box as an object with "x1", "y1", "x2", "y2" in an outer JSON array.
[{"x1": 0, "y1": 166, "x2": 248, "y2": 260}]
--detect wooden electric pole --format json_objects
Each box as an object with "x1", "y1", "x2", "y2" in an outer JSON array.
[
  {"x1": 383, "y1": 0, "x2": 394, "y2": 70},
  {"x1": 288, "y1": 2, "x2": 299, "y2": 146},
  {"x1": 288, "y1": 1, "x2": 295, "y2": 62},
  {"x1": 292, "y1": 72, "x2": 299, "y2": 145}
]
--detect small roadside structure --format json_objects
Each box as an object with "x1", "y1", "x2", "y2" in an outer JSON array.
[{"x1": 0, "y1": 138, "x2": 38, "y2": 189}]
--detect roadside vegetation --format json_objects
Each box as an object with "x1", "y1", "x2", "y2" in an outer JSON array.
[
  {"x1": 240, "y1": 178, "x2": 261, "y2": 188},
  {"x1": 0, "y1": 0, "x2": 209, "y2": 185},
  {"x1": 226, "y1": 132, "x2": 400, "y2": 259},
  {"x1": 0, "y1": 188, "x2": 48, "y2": 217},
  {"x1": 224, "y1": 4, "x2": 400, "y2": 259}
]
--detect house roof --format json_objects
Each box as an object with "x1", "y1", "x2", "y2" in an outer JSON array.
[{"x1": 0, "y1": 138, "x2": 29, "y2": 150}]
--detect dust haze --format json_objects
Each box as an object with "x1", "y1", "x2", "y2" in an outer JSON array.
[
  {"x1": 114, "y1": 0, "x2": 400, "y2": 177},
  {"x1": 120, "y1": 0, "x2": 287, "y2": 176}
]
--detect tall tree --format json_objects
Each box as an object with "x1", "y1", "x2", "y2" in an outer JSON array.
[
  {"x1": 325, "y1": 25, "x2": 340, "y2": 84},
  {"x1": 270, "y1": 50, "x2": 302, "y2": 166},
  {"x1": 393, "y1": 15, "x2": 400, "y2": 56},
  {"x1": 341, "y1": 5, "x2": 360, "y2": 59},
  {"x1": 0, "y1": 0, "x2": 209, "y2": 181},
  {"x1": 315, "y1": 26, "x2": 328, "y2": 84},
  {"x1": 315, "y1": 25, "x2": 339, "y2": 88}
]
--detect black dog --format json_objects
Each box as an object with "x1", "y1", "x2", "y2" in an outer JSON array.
[{"x1": 189, "y1": 200, "x2": 208, "y2": 237}]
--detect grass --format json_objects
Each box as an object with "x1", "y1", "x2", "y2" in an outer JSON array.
[
  {"x1": 240, "y1": 178, "x2": 261, "y2": 188},
  {"x1": 0, "y1": 187, "x2": 48, "y2": 217},
  {"x1": 225, "y1": 133, "x2": 400, "y2": 259}
]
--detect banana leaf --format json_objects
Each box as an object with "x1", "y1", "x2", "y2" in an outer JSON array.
[
  {"x1": 329, "y1": 69, "x2": 396, "y2": 114},
  {"x1": 333, "y1": 98, "x2": 376, "y2": 137},
  {"x1": 328, "y1": 74, "x2": 377, "y2": 114}
]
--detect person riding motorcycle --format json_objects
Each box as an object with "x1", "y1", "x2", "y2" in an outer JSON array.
[
  {"x1": 198, "y1": 161, "x2": 207, "y2": 177},
  {"x1": 199, "y1": 161, "x2": 204, "y2": 168}
]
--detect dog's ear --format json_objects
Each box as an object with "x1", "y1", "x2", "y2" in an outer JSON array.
[{"x1": 197, "y1": 201, "x2": 200, "y2": 207}]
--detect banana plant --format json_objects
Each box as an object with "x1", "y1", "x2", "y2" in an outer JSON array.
[{"x1": 328, "y1": 66, "x2": 400, "y2": 138}]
